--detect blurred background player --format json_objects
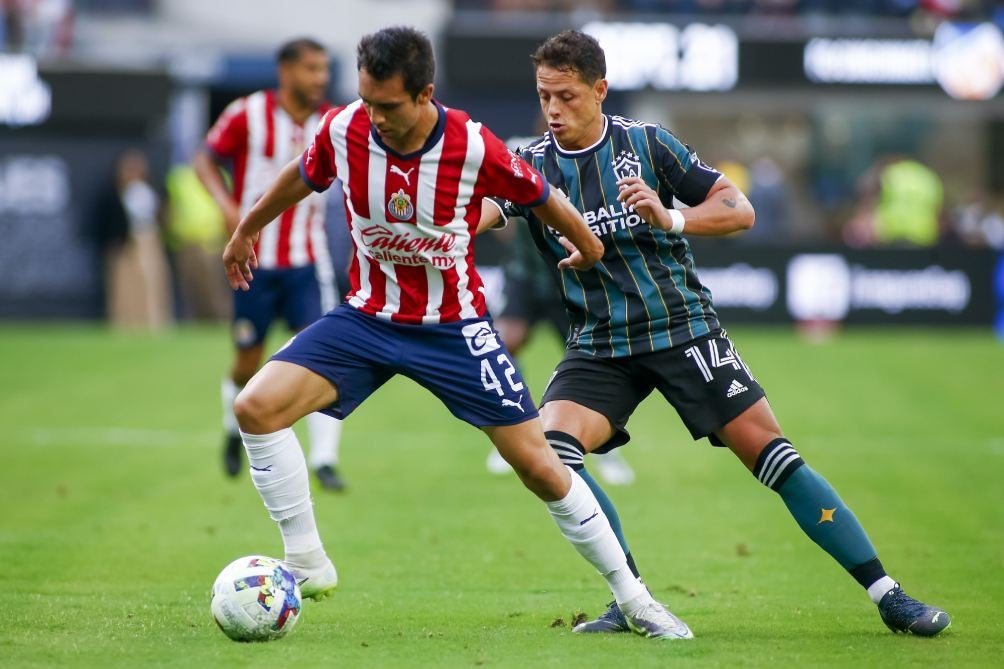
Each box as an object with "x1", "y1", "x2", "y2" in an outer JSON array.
[
  {"x1": 478, "y1": 210, "x2": 635, "y2": 485},
  {"x1": 193, "y1": 38, "x2": 346, "y2": 491}
]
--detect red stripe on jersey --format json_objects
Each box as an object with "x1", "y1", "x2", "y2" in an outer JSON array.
[
  {"x1": 345, "y1": 107, "x2": 372, "y2": 219},
  {"x1": 362, "y1": 255, "x2": 387, "y2": 315},
  {"x1": 431, "y1": 114, "x2": 470, "y2": 321},
  {"x1": 343, "y1": 196, "x2": 361, "y2": 303},
  {"x1": 392, "y1": 265, "x2": 428, "y2": 323},
  {"x1": 383, "y1": 155, "x2": 420, "y2": 225},
  {"x1": 438, "y1": 266, "x2": 461, "y2": 322},
  {"x1": 263, "y1": 90, "x2": 276, "y2": 159},
  {"x1": 432, "y1": 112, "x2": 466, "y2": 227},
  {"x1": 304, "y1": 202, "x2": 316, "y2": 265},
  {"x1": 275, "y1": 208, "x2": 295, "y2": 268}
]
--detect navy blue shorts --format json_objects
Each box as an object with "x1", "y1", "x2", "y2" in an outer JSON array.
[
  {"x1": 270, "y1": 304, "x2": 539, "y2": 428},
  {"x1": 232, "y1": 266, "x2": 330, "y2": 348}
]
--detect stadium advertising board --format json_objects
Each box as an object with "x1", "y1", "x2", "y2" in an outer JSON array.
[
  {"x1": 690, "y1": 243, "x2": 997, "y2": 326},
  {"x1": 445, "y1": 20, "x2": 1004, "y2": 100}
]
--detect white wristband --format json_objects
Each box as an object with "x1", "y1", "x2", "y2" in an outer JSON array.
[{"x1": 667, "y1": 208, "x2": 686, "y2": 235}]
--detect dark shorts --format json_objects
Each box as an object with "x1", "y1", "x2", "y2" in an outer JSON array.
[
  {"x1": 232, "y1": 266, "x2": 330, "y2": 348},
  {"x1": 541, "y1": 330, "x2": 765, "y2": 452},
  {"x1": 271, "y1": 304, "x2": 538, "y2": 428}
]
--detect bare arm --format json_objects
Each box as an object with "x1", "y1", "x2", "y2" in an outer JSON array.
[
  {"x1": 529, "y1": 189, "x2": 604, "y2": 270},
  {"x1": 192, "y1": 150, "x2": 241, "y2": 235},
  {"x1": 617, "y1": 175, "x2": 755, "y2": 236},
  {"x1": 222, "y1": 158, "x2": 313, "y2": 290}
]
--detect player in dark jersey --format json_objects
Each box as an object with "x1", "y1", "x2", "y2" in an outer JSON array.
[{"x1": 484, "y1": 30, "x2": 950, "y2": 638}]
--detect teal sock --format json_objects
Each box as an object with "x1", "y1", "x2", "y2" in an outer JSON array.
[
  {"x1": 545, "y1": 430, "x2": 639, "y2": 579},
  {"x1": 754, "y1": 439, "x2": 878, "y2": 571}
]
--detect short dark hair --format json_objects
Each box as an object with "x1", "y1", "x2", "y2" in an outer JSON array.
[
  {"x1": 356, "y1": 26, "x2": 435, "y2": 98},
  {"x1": 531, "y1": 30, "x2": 606, "y2": 83},
  {"x1": 276, "y1": 37, "x2": 326, "y2": 65}
]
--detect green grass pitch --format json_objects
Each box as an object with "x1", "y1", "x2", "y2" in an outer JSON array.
[{"x1": 1, "y1": 324, "x2": 1002, "y2": 668}]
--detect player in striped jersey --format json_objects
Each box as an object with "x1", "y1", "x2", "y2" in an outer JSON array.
[
  {"x1": 485, "y1": 30, "x2": 950, "y2": 637},
  {"x1": 194, "y1": 38, "x2": 345, "y2": 490},
  {"x1": 219, "y1": 27, "x2": 692, "y2": 638}
]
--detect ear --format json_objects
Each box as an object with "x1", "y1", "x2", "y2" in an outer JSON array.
[
  {"x1": 416, "y1": 83, "x2": 435, "y2": 105},
  {"x1": 594, "y1": 78, "x2": 608, "y2": 104}
]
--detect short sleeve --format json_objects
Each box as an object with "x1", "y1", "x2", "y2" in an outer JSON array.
[
  {"x1": 299, "y1": 109, "x2": 339, "y2": 193},
  {"x1": 478, "y1": 128, "x2": 550, "y2": 209},
  {"x1": 205, "y1": 98, "x2": 247, "y2": 160},
  {"x1": 651, "y1": 126, "x2": 721, "y2": 207}
]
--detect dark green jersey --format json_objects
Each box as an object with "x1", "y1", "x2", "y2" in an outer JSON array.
[{"x1": 503, "y1": 114, "x2": 722, "y2": 357}]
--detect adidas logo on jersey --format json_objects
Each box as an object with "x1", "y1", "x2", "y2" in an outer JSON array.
[{"x1": 726, "y1": 379, "x2": 748, "y2": 398}]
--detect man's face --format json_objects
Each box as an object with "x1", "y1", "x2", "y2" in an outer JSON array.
[
  {"x1": 535, "y1": 63, "x2": 607, "y2": 149},
  {"x1": 281, "y1": 49, "x2": 330, "y2": 108},
  {"x1": 358, "y1": 68, "x2": 431, "y2": 143}
]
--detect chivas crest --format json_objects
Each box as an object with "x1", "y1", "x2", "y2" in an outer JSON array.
[{"x1": 387, "y1": 188, "x2": 414, "y2": 220}]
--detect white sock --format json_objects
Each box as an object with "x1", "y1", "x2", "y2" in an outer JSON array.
[
  {"x1": 867, "y1": 575, "x2": 898, "y2": 604},
  {"x1": 240, "y1": 428, "x2": 327, "y2": 569},
  {"x1": 306, "y1": 412, "x2": 342, "y2": 469},
  {"x1": 279, "y1": 513, "x2": 327, "y2": 569},
  {"x1": 545, "y1": 467, "x2": 646, "y2": 606},
  {"x1": 221, "y1": 378, "x2": 240, "y2": 436}
]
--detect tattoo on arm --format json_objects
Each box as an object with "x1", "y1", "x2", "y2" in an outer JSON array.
[{"x1": 722, "y1": 196, "x2": 737, "y2": 209}]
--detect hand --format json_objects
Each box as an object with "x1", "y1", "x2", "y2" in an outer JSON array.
[
  {"x1": 556, "y1": 235, "x2": 603, "y2": 271},
  {"x1": 222, "y1": 231, "x2": 259, "y2": 291},
  {"x1": 616, "y1": 177, "x2": 670, "y2": 230}
]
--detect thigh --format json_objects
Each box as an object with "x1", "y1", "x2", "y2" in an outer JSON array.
[
  {"x1": 540, "y1": 350, "x2": 651, "y2": 453},
  {"x1": 241, "y1": 359, "x2": 341, "y2": 431},
  {"x1": 233, "y1": 270, "x2": 281, "y2": 349},
  {"x1": 646, "y1": 330, "x2": 766, "y2": 446},
  {"x1": 400, "y1": 317, "x2": 539, "y2": 428},
  {"x1": 280, "y1": 266, "x2": 324, "y2": 332},
  {"x1": 270, "y1": 304, "x2": 396, "y2": 419}
]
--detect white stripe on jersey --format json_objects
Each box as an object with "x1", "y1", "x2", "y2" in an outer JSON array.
[
  {"x1": 416, "y1": 130, "x2": 445, "y2": 323},
  {"x1": 452, "y1": 120, "x2": 486, "y2": 320}
]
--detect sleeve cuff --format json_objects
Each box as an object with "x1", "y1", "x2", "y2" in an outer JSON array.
[
  {"x1": 520, "y1": 180, "x2": 550, "y2": 210},
  {"x1": 482, "y1": 197, "x2": 509, "y2": 229},
  {"x1": 299, "y1": 156, "x2": 329, "y2": 193}
]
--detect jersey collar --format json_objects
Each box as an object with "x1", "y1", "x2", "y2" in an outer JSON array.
[
  {"x1": 550, "y1": 114, "x2": 610, "y2": 159},
  {"x1": 370, "y1": 101, "x2": 447, "y2": 160}
]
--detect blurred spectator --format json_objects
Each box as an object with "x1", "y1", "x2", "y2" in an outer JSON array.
[
  {"x1": 91, "y1": 149, "x2": 172, "y2": 330},
  {"x1": 844, "y1": 156, "x2": 944, "y2": 247},
  {"x1": 952, "y1": 191, "x2": 1004, "y2": 249},
  {"x1": 2, "y1": 0, "x2": 73, "y2": 56},
  {"x1": 745, "y1": 156, "x2": 791, "y2": 243},
  {"x1": 164, "y1": 164, "x2": 231, "y2": 321}
]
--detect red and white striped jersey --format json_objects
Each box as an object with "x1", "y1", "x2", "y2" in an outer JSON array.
[
  {"x1": 299, "y1": 100, "x2": 549, "y2": 325},
  {"x1": 206, "y1": 89, "x2": 332, "y2": 270}
]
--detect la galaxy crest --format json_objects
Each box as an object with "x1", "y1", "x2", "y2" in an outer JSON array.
[
  {"x1": 387, "y1": 188, "x2": 414, "y2": 220},
  {"x1": 612, "y1": 150, "x2": 642, "y2": 181}
]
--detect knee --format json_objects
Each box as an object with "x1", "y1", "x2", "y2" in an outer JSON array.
[
  {"x1": 514, "y1": 457, "x2": 568, "y2": 501},
  {"x1": 233, "y1": 388, "x2": 281, "y2": 434}
]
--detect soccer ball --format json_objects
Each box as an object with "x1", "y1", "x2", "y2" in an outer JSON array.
[{"x1": 210, "y1": 555, "x2": 302, "y2": 642}]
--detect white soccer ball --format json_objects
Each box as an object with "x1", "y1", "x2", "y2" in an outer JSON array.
[{"x1": 210, "y1": 555, "x2": 302, "y2": 642}]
